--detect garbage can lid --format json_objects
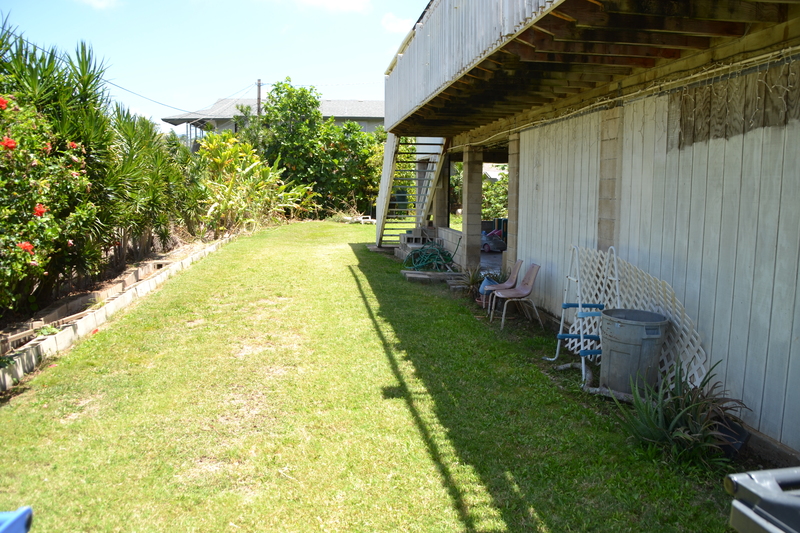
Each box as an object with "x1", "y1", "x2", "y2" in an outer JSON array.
[{"x1": 601, "y1": 308, "x2": 668, "y2": 325}]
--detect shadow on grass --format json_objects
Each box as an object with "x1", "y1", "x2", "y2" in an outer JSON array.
[
  {"x1": 348, "y1": 245, "x2": 561, "y2": 532},
  {"x1": 346, "y1": 240, "x2": 733, "y2": 533}
]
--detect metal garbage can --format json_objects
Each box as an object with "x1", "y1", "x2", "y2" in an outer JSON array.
[
  {"x1": 599, "y1": 309, "x2": 669, "y2": 394},
  {"x1": 725, "y1": 467, "x2": 800, "y2": 533}
]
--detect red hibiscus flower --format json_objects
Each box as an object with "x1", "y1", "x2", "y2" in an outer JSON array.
[
  {"x1": 43, "y1": 142, "x2": 52, "y2": 154},
  {"x1": 0, "y1": 97, "x2": 7, "y2": 110},
  {"x1": 17, "y1": 241, "x2": 34, "y2": 254},
  {"x1": 68, "y1": 141, "x2": 78, "y2": 149},
  {"x1": 33, "y1": 203, "x2": 48, "y2": 217},
  {"x1": 1, "y1": 136, "x2": 17, "y2": 150}
]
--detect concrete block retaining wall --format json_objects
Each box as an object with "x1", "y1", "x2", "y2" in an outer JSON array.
[{"x1": 0, "y1": 237, "x2": 232, "y2": 391}]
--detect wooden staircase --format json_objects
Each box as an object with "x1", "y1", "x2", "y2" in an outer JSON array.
[{"x1": 375, "y1": 135, "x2": 447, "y2": 247}]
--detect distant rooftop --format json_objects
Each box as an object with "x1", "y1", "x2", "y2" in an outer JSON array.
[{"x1": 163, "y1": 99, "x2": 384, "y2": 127}]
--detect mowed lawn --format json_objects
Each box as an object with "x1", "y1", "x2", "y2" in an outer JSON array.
[{"x1": 0, "y1": 222, "x2": 732, "y2": 532}]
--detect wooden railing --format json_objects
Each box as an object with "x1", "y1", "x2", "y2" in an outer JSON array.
[{"x1": 385, "y1": 0, "x2": 561, "y2": 130}]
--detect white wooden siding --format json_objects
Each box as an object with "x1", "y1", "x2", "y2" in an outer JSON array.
[
  {"x1": 385, "y1": 0, "x2": 563, "y2": 130},
  {"x1": 518, "y1": 112, "x2": 600, "y2": 316},
  {"x1": 517, "y1": 77, "x2": 800, "y2": 451}
]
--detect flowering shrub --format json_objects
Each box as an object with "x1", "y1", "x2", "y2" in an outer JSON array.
[{"x1": 0, "y1": 95, "x2": 97, "y2": 313}]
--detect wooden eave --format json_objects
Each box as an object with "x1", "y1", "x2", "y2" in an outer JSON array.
[{"x1": 390, "y1": 0, "x2": 797, "y2": 137}]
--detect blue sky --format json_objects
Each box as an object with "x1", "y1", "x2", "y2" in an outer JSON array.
[{"x1": 2, "y1": 0, "x2": 430, "y2": 130}]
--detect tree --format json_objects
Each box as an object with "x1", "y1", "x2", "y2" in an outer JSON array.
[
  {"x1": 234, "y1": 78, "x2": 385, "y2": 214},
  {"x1": 482, "y1": 166, "x2": 508, "y2": 219}
]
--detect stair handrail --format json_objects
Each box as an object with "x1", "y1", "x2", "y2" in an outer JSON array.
[{"x1": 375, "y1": 133, "x2": 399, "y2": 246}]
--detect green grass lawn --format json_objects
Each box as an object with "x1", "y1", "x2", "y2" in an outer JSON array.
[{"x1": 0, "y1": 222, "x2": 733, "y2": 532}]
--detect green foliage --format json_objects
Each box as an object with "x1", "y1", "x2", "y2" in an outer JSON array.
[
  {"x1": 614, "y1": 359, "x2": 748, "y2": 468},
  {"x1": 449, "y1": 163, "x2": 508, "y2": 220},
  {"x1": 449, "y1": 162, "x2": 462, "y2": 212},
  {"x1": 36, "y1": 324, "x2": 60, "y2": 336},
  {"x1": 312, "y1": 121, "x2": 385, "y2": 213},
  {"x1": 194, "y1": 131, "x2": 317, "y2": 237},
  {"x1": 482, "y1": 167, "x2": 508, "y2": 220},
  {"x1": 459, "y1": 266, "x2": 485, "y2": 299},
  {"x1": 0, "y1": 22, "x2": 201, "y2": 317},
  {"x1": 234, "y1": 78, "x2": 385, "y2": 214},
  {"x1": 0, "y1": 95, "x2": 99, "y2": 313}
]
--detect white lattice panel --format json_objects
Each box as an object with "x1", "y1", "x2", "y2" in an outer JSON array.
[{"x1": 563, "y1": 247, "x2": 708, "y2": 386}]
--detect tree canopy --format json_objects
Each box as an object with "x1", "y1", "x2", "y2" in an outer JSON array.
[{"x1": 234, "y1": 78, "x2": 385, "y2": 215}]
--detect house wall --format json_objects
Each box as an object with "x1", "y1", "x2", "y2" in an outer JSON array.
[
  {"x1": 518, "y1": 110, "x2": 601, "y2": 315},
  {"x1": 517, "y1": 59, "x2": 800, "y2": 452},
  {"x1": 330, "y1": 118, "x2": 383, "y2": 133}
]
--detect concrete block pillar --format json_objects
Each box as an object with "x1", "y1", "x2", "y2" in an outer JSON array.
[
  {"x1": 462, "y1": 145, "x2": 483, "y2": 270},
  {"x1": 598, "y1": 107, "x2": 622, "y2": 251},
  {"x1": 505, "y1": 133, "x2": 520, "y2": 270}
]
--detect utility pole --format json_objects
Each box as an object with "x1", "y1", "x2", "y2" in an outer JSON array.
[{"x1": 257, "y1": 79, "x2": 262, "y2": 117}]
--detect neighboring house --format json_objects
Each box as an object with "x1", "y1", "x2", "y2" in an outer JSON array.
[
  {"x1": 162, "y1": 98, "x2": 384, "y2": 134},
  {"x1": 377, "y1": 0, "x2": 800, "y2": 458}
]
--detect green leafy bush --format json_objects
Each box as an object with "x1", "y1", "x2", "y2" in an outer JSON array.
[
  {"x1": 233, "y1": 79, "x2": 385, "y2": 214},
  {"x1": 482, "y1": 167, "x2": 508, "y2": 220},
  {"x1": 614, "y1": 359, "x2": 747, "y2": 468},
  {"x1": 0, "y1": 96, "x2": 98, "y2": 313},
  {"x1": 194, "y1": 131, "x2": 317, "y2": 237}
]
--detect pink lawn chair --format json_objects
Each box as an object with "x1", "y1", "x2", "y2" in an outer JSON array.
[{"x1": 489, "y1": 263, "x2": 544, "y2": 330}]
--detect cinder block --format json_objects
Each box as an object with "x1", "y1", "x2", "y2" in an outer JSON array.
[
  {"x1": 599, "y1": 177, "x2": 617, "y2": 199},
  {"x1": 55, "y1": 326, "x2": 76, "y2": 352},
  {"x1": 93, "y1": 305, "x2": 108, "y2": 326},
  {"x1": 75, "y1": 314, "x2": 98, "y2": 338},
  {"x1": 598, "y1": 198, "x2": 616, "y2": 219},
  {"x1": 38, "y1": 336, "x2": 57, "y2": 358},
  {"x1": 598, "y1": 218, "x2": 616, "y2": 242}
]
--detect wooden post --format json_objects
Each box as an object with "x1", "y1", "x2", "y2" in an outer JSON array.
[{"x1": 257, "y1": 79, "x2": 262, "y2": 117}]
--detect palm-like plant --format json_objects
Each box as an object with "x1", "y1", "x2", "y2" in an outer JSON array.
[{"x1": 614, "y1": 359, "x2": 748, "y2": 467}]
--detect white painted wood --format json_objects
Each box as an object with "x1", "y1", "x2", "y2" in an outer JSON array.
[
  {"x1": 583, "y1": 113, "x2": 600, "y2": 249},
  {"x1": 517, "y1": 78, "x2": 799, "y2": 451},
  {"x1": 629, "y1": 99, "x2": 645, "y2": 268},
  {"x1": 619, "y1": 101, "x2": 635, "y2": 262},
  {"x1": 673, "y1": 118, "x2": 694, "y2": 309},
  {"x1": 782, "y1": 124, "x2": 800, "y2": 453},
  {"x1": 725, "y1": 126, "x2": 763, "y2": 406},
  {"x1": 638, "y1": 98, "x2": 656, "y2": 273},
  {"x1": 386, "y1": 0, "x2": 562, "y2": 129},
  {"x1": 686, "y1": 94, "x2": 710, "y2": 325},
  {"x1": 648, "y1": 96, "x2": 669, "y2": 280},
  {"x1": 709, "y1": 118, "x2": 744, "y2": 385},
  {"x1": 519, "y1": 113, "x2": 601, "y2": 319},
  {"x1": 763, "y1": 118, "x2": 800, "y2": 444},
  {"x1": 660, "y1": 93, "x2": 681, "y2": 290},
  {"x1": 742, "y1": 122, "x2": 784, "y2": 429},
  {"x1": 697, "y1": 83, "x2": 727, "y2": 372}
]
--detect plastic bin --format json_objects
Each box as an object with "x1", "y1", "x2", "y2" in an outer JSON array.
[
  {"x1": 725, "y1": 467, "x2": 800, "y2": 533},
  {"x1": 599, "y1": 309, "x2": 669, "y2": 394},
  {"x1": 0, "y1": 507, "x2": 32, "y2": 533}
]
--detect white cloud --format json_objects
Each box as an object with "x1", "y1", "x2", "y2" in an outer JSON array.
[
  {"x1": 76, "y1": 0, "x2": 121, "y2": 8},
  {"x1": 382, "y1": 12, "x2": 414, "y2": 34},
  {"x1": 294, "y1": 0, "x2": 372, "y2": 12}
]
